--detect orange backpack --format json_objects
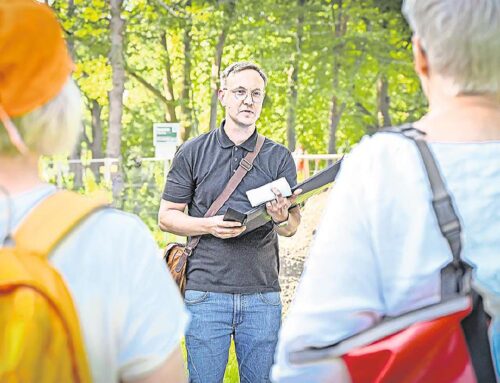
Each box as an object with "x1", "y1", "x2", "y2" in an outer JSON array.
[{"x1": 0, "y1": 190, "x2": 107, "y2": 382}]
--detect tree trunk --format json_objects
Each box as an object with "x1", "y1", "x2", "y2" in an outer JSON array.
[
  {"x1": 65, "y1": 0, "x2": 83, "y2": 189},
  {"x1": 180, "y1": 0, "x2": 194, "y2": 142},
  {"x1": 328, "y1": 96, "x2": 346, "y2": 154},
  {"x1": 66, "y1": 0, "x2": 75, "y2": 58},
  {"x1": 209, "y1": 0, "x2": 236, "y2": 131},
  {"x1": 107, "y1": 0, "x2": 125, "y2": 203},
  {"x1": 70, "y1": 138, "x2": 83, "y2": 188},
  {"x1": 286, "y1": 0, "x2": 305, "y2": 152},
  {"x1": 328, "y1": 0, "x2": 347, "y2": 154},
  {"x1": 377, "y1": 74, "x2": 391, "y2": 128},
  {"x1": 161, "y1": 31, "x2": 177, "y2": 122},
  {"x1": 90, "y1": 99, "x2": 103, "y2": 181}
]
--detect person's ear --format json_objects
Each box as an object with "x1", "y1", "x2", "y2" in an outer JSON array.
[
  {"x1": 412, "y1": 36, "x2": 429, "y2": 79},
  {"x1": 218, "y1": 89, "x2": 225, "y2": 106}
]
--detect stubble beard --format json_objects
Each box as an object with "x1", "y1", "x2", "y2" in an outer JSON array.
[{"x1": 228, "y1": 112, "x2": 258, "y2": 130}]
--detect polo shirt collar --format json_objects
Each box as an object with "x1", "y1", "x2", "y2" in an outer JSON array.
[{"x1": 216, "y1": 120, "x2": 259, "y2": 152}]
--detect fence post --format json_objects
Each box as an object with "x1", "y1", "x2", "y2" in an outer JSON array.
[
  {"x1": 56, "y1": 161, "x2": 64, "y2": 188},
  {"x1": 103, "y1": 158, "x2": 112, "y2": 184}
]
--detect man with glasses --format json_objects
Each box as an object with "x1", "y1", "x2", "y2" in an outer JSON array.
[{"x1": 158, "y1": 61, "x2": 302, "y2": 382}]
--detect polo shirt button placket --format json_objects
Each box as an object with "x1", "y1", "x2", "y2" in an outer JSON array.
[{"x1": 233, "y1": 156, "x2": 238, "y2": 173}]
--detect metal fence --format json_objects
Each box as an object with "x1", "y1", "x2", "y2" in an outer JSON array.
[
  {"x1": 42, "y1": 154, "x2": 341, "y2": 188},
  {"x1": 41, "y1": 154, "x2": 341, "y2": 242}
]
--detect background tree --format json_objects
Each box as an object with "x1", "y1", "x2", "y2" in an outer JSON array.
[
  {"x1": 107, "y1": 0, "x2": 126, "y2": 201},
  {"x1": 285, "y1": 0, "x2": 305, "y2": 152},
  {"x1": 209, "y1": 0, "x2": 237, "y2": 131}
]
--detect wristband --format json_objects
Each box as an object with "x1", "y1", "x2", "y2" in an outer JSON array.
[{"x1": 273, "y1": 213, "x2": 289, "y2": 227}]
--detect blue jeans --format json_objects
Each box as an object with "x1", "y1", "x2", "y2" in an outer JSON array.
[{"x1": 184, "y1": 290, "x2": 282, "y2": 383}]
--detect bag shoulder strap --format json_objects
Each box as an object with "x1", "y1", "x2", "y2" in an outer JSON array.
[
  {"x1": 382, "y1": 125, "x2": 468, "y2": 295},
  {"x1": 205, "y1": 134, "x2": 266, "y2": 217},
  {"x1": 187, "y1": 134, "x2": 266, "y2": 251},
  {"x1": 13, "y1": 190, "x2": 108, "y2": 258}
]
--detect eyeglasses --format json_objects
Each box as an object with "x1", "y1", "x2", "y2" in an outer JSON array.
[{"x1": 223, "y1": 88, "x2": 265, "y2": 104}]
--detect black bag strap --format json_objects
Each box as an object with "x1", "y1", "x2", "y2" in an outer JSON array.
[
  {"x1": 185, "y1": 134, "x2": 266, "y2": 254},
  {"x1": 462, "y1": 290, "x2": 495, "y2": 382},
  {"x1": 384, "y1": 125, "x2": 496, "y2": 381}
]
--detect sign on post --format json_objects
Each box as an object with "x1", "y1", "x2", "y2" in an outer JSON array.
[{"x1": 153, "y1": 123, "x2": 180, "y2": 159}]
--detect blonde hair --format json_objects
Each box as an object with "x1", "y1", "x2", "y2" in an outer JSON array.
[
  {"x1": 0, "y1": 78, "x2": 82, "y2": 156},
  {"x1": 220, "y1": 62, "x2": 268, "y2": 88},
  {"x1": 402, "y1": 0, "x2": 500, "y2": 95}
]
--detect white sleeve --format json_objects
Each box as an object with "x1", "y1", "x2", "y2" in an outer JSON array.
[
  {"x1": 117, "y1": 217, "x2": 189, "y2": 381},
  {"x1": 272, "y1": 137, "x2": 384, "y2": 381}
]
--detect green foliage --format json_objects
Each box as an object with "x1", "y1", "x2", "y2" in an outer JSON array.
[
  {"x1": 47, "y1": 0, "x2": 427, "y2": 232},
  {"x1": 53, "y1": 0, "x2": 426, "y2": 149}
]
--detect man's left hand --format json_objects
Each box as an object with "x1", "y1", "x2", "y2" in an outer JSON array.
[{"x1": 266, "y1": 187, "x2": 302, "y2": 224}]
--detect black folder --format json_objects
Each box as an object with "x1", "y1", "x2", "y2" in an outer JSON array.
[{"x1": 236, "y1": 157, "x2": 343, "y2": 235}]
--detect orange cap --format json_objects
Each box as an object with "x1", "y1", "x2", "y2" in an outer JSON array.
[{"x1": 0, "y1": 0, "x2": 73, "y2": 118}]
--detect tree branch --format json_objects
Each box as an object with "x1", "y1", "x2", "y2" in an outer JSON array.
[
  {"x1": 125, "y1": 65, "x2": 175, "y2": 107},
  {"x1": 154, "y1": 0, "x2": 188, "y2": 18}
]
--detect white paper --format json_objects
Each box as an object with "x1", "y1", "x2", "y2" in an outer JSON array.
[{"x1": 246, "y1": 177, "x2": 292, "y2": 207}]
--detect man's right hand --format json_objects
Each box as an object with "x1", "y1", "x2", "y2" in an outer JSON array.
[
  {"x1": 159, "y1": 200, "x2": 246, "y2": 238},
  {"x1": 206, "y1": 215, "x2": 246, "y2": 239}
]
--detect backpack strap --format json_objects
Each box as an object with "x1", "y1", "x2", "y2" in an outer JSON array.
[{"x1": 13, "y1": 190, "x2": 108, "y2": 258}]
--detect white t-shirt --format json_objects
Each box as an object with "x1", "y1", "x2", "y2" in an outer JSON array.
[
  {"x1": 0, "y1": 184, "x2": 189, "y2": 383},
  {"x1": 272, "y1": 132, "x2": 500, "y2": 381}
]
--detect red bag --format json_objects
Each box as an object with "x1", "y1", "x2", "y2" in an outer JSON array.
[{"x1": 343, "y1": 308, "x2": 476, "y2": 383}]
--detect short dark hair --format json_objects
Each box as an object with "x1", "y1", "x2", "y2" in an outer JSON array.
[{"x1": 220, "y1": 61, "x2": 268, "y2": 87}]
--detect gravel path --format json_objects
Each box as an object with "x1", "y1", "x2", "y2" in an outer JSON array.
[{"x1": 278, "y1": 190, "x2": 330, "y2": 314}]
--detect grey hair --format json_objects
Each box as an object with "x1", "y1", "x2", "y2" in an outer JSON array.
[
  {"x1": 402, "y1": 0, "x2": 500, "y2": 94},
  {"x1": 0, "y1": 78, "x2": 82, "y2": 156},
  {"x1": 220, "y1": 61, "x2": 268, "y2": 88}
]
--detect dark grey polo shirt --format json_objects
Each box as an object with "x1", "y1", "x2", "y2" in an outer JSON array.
[{"x1": 162, "y1": 121, "x2": 297, "y2": 294}]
